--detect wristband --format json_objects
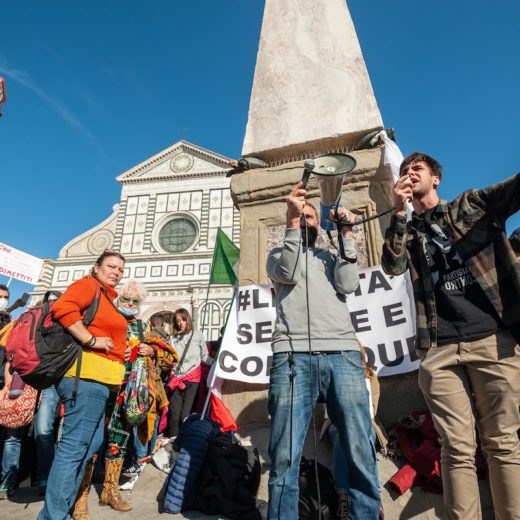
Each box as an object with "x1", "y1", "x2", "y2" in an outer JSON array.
[{"x1": 83, "y1": 335, "x2": 96, "y2": 348}]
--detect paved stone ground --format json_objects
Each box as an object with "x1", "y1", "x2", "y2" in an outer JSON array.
[{"x1": 1, "y1": 424, "x2": 494, "y2": 519}]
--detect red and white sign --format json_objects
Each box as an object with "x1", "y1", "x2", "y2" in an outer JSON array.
[{"x1": 0, "y1": 242, "x2": 43, "y2": 284}]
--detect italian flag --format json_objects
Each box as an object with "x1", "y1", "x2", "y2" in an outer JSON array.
[{"x1": 204, "y1": 228, "x2": 239, "y2": 431}]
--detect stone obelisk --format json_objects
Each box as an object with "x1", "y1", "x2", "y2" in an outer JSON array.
[
  {"x1": 232, "y1": 0, "x2": 392, "y2": 288},
  {"x1": 242, "y1": 0, "x2": 383, "y2": 163}
]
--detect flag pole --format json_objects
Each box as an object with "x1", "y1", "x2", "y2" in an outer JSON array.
[
  {"x1": 198, "y1": 228, "x2": 222, "y2": 337},
  {"x1": 200, "y1": 286, "x2": 237, "y2": 421}
]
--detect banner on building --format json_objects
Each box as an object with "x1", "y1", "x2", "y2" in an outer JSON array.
[
  {"x1": 0, "y1": 242, "x2": 43, "y2": 284},
  {"x1": 214, "y1": 265, "x2": 418, "y2": 384}
]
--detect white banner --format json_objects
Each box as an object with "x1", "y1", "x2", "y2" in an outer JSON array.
[
  {"x1": 0, "y1": 242, "x2": 43, "y2": 284},
  {"x1": 215, "y1": 265, "x2": 418, "y2": 384}
]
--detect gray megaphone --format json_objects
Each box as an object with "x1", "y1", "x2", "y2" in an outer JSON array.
[{"x1": 303, "y1": 153, "x2": 357, "y2": 230}]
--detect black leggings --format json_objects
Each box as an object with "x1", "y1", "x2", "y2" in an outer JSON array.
[{"x1": 166, "y1": 382, "x2": 199, "y2": 437}]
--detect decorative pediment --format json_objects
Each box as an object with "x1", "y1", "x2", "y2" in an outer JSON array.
[{"x1": 116, "y1": 140, "x2": 232, "y2": 184}]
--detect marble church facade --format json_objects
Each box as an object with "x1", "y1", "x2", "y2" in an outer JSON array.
[{"x1": 32, "y1": 141, "x2": 239, "y2": 340}]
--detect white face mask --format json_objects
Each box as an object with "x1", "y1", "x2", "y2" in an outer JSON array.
[{"x1": 0, "y1": 297, "x2": 8, "y2": 312}]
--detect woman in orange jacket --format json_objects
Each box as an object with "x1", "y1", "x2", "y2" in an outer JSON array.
[{"x1": 37, "y1": 251, "x2": 127, "y2": 520}]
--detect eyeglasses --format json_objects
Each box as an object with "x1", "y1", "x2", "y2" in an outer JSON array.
[{"x1": 120, "y1": 296, "x2": 141, "y2": 305}]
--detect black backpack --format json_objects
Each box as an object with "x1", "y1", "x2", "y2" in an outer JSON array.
[
  {"x1": 6, "y1": 287, "x2": 101, "y2": 399},
  {"x1": 298, "y1": 457, "x2": 338, "y2": 520},
  {"x1": 194, "y1": 431, "x2": 262, "y2": 520}
]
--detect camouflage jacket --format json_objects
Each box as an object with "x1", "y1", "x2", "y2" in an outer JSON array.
[{"x1": 381, "y1": 173, "x2": 520, "y2": 350}]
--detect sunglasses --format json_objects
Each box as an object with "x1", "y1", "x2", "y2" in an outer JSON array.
[{"x1": 120, "y1": 296, "x2": 141, "y2": 305}]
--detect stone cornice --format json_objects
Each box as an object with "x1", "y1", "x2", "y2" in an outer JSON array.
[
  {"x1": 231, "y1": 146, "x2": 385, "y2": 207},
  {"x1": 116, "y1": 140, "x2": 232, "y2": 184},
  {"x1": 120, "y1": 169, "x2": 230, "y2": 185},
  {"x1": 49, "y1": 250, "x2": 215, "y2": 265}
]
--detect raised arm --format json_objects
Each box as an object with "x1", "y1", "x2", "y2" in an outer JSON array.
[
  {"x1": 381, "y1": 175, "x2": 412, "y2": 275},
  {"x1": 478, "y1": 172, "x2": 520, "y2": 223},
  {"x1": 333, "y1": 208, "x2": 360, "y2": 294},
  {"x1": 266, "y1": 182, "x2": 307, "y2": 284}
]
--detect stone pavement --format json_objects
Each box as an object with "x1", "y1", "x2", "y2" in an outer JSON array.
[{"x1": 1, "y1": 423, "x2": 494, "y2": 519}]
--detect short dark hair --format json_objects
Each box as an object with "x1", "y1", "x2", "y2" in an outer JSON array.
[
  {"x1": 0, "y1": 284, "x2": 9, "y2": 298},
  {"x1": 400, "y1": 152, "x2": 443, "y2": 181},
  {"x1": 150, "y1": 313, "x2": 164, "y2": 327}
]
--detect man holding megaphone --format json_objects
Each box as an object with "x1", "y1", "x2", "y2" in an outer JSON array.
[
  {"x1": 382, "y1": 152, "x2": 520, "y2": 519},
  {"x1": 266, "y1": 181, "x2": 381, "y2": 520}
]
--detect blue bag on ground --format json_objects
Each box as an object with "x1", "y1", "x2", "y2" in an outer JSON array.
[{"x1": 162, "y1": 413, "x2": 221, "y2": 514}]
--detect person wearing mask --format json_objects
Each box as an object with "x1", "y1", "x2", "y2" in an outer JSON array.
[
  {"x1": 266, "y1": 182, "x2": 380, "y2": 520},
  {"x1": 72, "y1": 281, "x2": 176, "y2": 515},
  {"x1": 165, "y1": 308, "x2": 210, "y2": 439},
  {"x1": 37, "y1": 251, "x2": 128, "y2": 520}
]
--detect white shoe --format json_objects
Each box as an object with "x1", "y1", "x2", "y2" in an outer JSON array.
[{"x1": 119, "y1": 473, "x2": 139, "y2": 491}]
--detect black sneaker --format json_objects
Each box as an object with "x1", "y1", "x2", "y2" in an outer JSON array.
[{"x1": 122, "y1": 461, "x2": 145, "y2": 477}]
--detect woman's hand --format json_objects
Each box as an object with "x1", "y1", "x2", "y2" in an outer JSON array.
[
  {"x1": 138, "y1": 343, "x2": 154, "y2": 356},
  {"x1": 90, "y1": 336, "x2": 114, "y2": 354}
]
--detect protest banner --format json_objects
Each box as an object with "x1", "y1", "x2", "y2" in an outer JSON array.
[
  {"x1": 215, "y1": 265, "x2": 418, "y2": 384},
  {"x1": 0, "y1": 242, "x2": 43, "y2": 285}
]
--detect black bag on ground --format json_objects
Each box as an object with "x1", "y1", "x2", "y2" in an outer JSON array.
[
  {"x1": 298, "y1": 457, "x2": 338, "y2": 520},
  {"x1": 194, "y1": 431, "x2": 262, "y2": 520}
]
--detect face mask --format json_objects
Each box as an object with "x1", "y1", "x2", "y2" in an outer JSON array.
[
  {"x1": 118, "y1": 306, "x2": 138, "y2": 317},
  {"x1": 0, "y1": 298, "x2": 8, "y2": 312}
]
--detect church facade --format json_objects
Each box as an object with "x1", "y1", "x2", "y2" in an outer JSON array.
[{"x1": 32, "y1": 141, "x2": 239, "y2": 340}]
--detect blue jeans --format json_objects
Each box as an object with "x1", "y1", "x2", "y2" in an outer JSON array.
[
  {"x1": 267, "y1": 352, "x2": 380, "y2": 520},
  {"x1": 37, "y1": 377, "x2": 109, "y2": 520},
  {"x1": 328, "y1": 410, "x2": 378, "y2": 496},
  {"x1": 34, "y1": 386, "x2": 60, "y2": 486},
  {"x1": 328, "y1": 423, "x2": 349, "y2": 495},
  {"x1": 0, "y1": 426, "x2": 27, "y2": 491},
  {"x1": 133, "y1": 416, "x2": 160, "y2": 461}
]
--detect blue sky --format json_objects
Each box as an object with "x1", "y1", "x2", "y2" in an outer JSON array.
[{"x1": 1, "y1": 0, "x2": 519, "y2": 302}]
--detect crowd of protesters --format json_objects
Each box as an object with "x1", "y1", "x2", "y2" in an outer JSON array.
[
  {"x1": 1, "y1": 151, "x2": 520, "y2": 520},
  {"x1": 0, "y1": 252, "x2": 214, "y2": 519}
]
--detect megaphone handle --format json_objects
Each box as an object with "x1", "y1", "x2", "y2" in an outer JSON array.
[{"x1": 301, "y1": 169, "x2": 312, "y2": 189}]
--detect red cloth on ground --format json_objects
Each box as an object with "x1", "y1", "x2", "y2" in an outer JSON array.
[{"x1": 387, "y1": 411, "x2": 487, "y2": 496}]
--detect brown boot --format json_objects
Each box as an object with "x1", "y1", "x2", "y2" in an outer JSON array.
[
  {"x1": 71, "y1": 460, "x2": 95, "y2": 520},
  {"x1": 99, "y1": 459, "x2": 133, "y2": 512}
]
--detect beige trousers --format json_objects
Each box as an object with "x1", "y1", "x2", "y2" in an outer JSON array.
[{"x1": 418, "y1": 330, "x2": 520, "y2": 520}]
